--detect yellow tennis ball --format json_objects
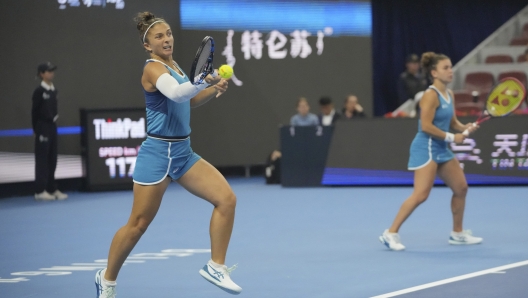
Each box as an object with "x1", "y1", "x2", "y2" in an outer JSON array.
[{"x1": 219, "y1": 65, "x2": 233, "y2": 79}]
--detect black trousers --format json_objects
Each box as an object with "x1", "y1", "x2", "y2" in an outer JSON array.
[{"x1": 34, "y1": 123, "x2": 58, "y2": 193}]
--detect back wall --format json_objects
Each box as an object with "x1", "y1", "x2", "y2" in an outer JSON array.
[{"x1": 0, "y1": 0, "x2": 372, "y2": 168}]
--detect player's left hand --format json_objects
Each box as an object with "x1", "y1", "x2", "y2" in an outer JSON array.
[
  {"x1": 213, "y1": 79, "x2": 228, "y2": 97},
  {"x1": 205, "y1": 69, "x2": 222, "y2": 85}
]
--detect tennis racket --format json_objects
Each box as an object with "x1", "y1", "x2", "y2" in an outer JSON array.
[
  {"x1": 463, "y1": 77, "x2": 526, "y2": 136},
  {"x1": 189, "y1": 36, "x2": 215, "y2": 85}
]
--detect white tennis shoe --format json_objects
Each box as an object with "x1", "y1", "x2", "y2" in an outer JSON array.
[
  {"x1": 379, "y1": 229, "x2": 406, "y2": 251},
  {"x1": 34, "y1": 191, "x2": 56, "y2": 201},
  {"x1": 95, "y1": 269, "x2": 116, "y2": 298},
  {"x1": 199, "y1": 260, "x2": 242, "y2": 295},
  {"x1": 449, "y1": 230, "x2": 483, "y2": 245},
  {"x1": 52, "y1": 190, "x2": 68, "y2": 200}
]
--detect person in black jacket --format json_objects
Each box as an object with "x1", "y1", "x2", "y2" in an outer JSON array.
[
  {"x1": 32, "y1": 62, "x2": 67, "y2": 201},
  {"x1": 341, "y1": 94, "x2": 366, "y2": 119},
  {"x1": 397, "y1": 54, "x2": 428, "y2": 107},
  {"x1": 317, "y1": 96, "x2": 341, "y2": 126}
]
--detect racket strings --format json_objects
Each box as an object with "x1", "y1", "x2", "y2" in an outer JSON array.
[
  {"x1": 190, "y1": 36, "x2": 214, "y2": 85},
  {"x1": 196, "y1": 42, "x2": 212, "y2": 73},
  {"x1": 485, "y1": 79, "x2": 526, "y2": 117}
]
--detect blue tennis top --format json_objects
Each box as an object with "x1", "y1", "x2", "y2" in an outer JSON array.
[
  {"x1": 417, "y1": 86, "x2": 454, "y2": 136},
  {"x1": 143, "y1": 59, "x2": 191, "y2": 138}
]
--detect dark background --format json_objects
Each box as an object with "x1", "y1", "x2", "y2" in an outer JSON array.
[{"x1": 0, "y1": 0, "x2": 372, "y2": 167}]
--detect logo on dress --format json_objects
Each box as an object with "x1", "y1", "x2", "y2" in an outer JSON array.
[
  {"x1": 43, "y1": 93, "x2": 50, "y2": 100},
  {"x1": 441, "y1": 104, "x2": 448, "y2": 109}
]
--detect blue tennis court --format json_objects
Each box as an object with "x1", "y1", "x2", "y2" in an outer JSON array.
[{"x1": 1, "y1": 178, "x2": 527, "y2": 297}]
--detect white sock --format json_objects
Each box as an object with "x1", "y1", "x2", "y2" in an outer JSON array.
[
  {"x1": 101, "y1": 269, "x2": 116, "y2": 287},
  {"x1": 208, "y1": 259, "x2": 225, "y2": 269}
]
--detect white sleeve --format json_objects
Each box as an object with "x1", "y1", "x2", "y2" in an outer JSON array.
[{"x1": 155, "y1": 73, "x2": 208, "y2": 103}]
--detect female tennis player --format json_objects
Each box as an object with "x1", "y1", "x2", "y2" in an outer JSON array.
[
  {"x1": 379, "y1": 52, "x2": 483, "y2": 251},
  {"x1": 94, "y1": 12, "x2": 240, "y2": 297}
]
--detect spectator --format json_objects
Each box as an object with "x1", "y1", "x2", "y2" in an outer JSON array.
[
  {"x1": 397, "y1": 54, "x2": 428, "y2": 106},
  {"x1": 318, "y1": 96, "x2": 340, "y2": 126},
  {"x1": 520, "y1": 48, "x2": 528, "y2": 62},
  {"x1": 32, "y1": 62, "x2": 68, "y2": 201},
  {"x1": 341, "y1": 95, "x2": 366, "y2": 119},
  {"x1": 290, "y1": 97, "x2": 319, "y2": 126},
  {"x1": 264, "y1": 150, "x2": 282, "y2": 184}
]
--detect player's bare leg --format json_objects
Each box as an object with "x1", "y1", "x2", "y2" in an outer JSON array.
[{"x1": 178, "y1": 159, "x2": 241, "y2": 294}]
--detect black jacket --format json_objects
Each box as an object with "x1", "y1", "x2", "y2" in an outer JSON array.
[
  {"x1": 32, "y1": 83, "x2": 58, "y2": 133},
  {"x1": 397, "y1": 71, "x2": 427, "y2": 106}
]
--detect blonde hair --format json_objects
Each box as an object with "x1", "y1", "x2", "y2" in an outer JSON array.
[{"x1": 297, "y1": 97, "x2": 308, "y2": 107}]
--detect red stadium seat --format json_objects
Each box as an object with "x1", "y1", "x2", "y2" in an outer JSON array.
[
  {"x1": 453, "y1": 90, "x2": 475, "y2": 105},
  {"x1": 485, "y1": 54, "x2": 513, "y2": 64},
  {"x1": 497, "y1": 71, "x2": 527, "y2": 88},
  {"x1": 518, "y1": 54, "x2": 528, "y2": 63},
  {"x1": 455, "y1": 102, "x2": 482, "y2": 116},
  {"x1": 464, "y1": 72, "x2": 495, "y2": 95},
  {"x1": 510, "y1": 36, "x2": 528, "y2": 46}
]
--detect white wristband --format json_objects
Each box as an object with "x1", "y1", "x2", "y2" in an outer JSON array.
[{"x1": 444, "y1": 132, "x2": 455, "y2": 143}]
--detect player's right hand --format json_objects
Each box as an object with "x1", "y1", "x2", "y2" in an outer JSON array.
[{"x1": 454, "y1": 133, "x2": 465, "y2": 144}]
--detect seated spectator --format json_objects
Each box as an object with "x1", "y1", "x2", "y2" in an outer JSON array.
[
  {"x1": 397, "y1": 54, "x2": 428, "y2": 106},
  {"x1": 318, "y1": 96, "x2": 340, "y2": 126},
  {"x1": 342, "y1": 95, "x2": 366, "y2": 119},
  {"x1": 264, "y1": 150, "x2": 281, "y2": 184},
  {"x1": 520, "y1": 48, "x2": 528, "y2": 63},
  {"x1": 290, "y1": 97, "x2": 319, "y2": 126}
]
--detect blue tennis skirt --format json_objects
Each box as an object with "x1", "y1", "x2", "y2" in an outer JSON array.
[
  {"x1": 408, "y1": 133, "x2": 455, "y2": 170},
  {"x1": 133, "y1": 136, "x2": 201, "y2": 185}
]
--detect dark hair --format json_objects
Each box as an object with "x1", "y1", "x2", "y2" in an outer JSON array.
[
  {"x1": 421, "y1": 52, "x2": 449, "y2": 81},
  {"x1": 319, "y1": 96, "x2": 332, "y2": 106},
  {"x1": 134, "y1": 11, "x2": 166, "y2": 43}
]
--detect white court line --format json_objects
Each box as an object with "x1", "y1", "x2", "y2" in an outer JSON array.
[{"x1": 371, "y1": 260, "x2": 528, "y2": 298}]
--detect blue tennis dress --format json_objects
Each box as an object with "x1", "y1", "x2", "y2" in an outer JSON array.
[
  {"x1": 133, "y1": 59, "x2": 201, "y2": 185},
  {"x1": 408, "y1": 86, "x2": 455, "y2": 170}
]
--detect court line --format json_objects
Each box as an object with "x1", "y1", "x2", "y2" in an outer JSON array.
[{"x1": 371, "y1": 260, "x2": 528, "y2": 298}]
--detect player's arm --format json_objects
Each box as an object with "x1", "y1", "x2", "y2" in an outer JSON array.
[
  {"x1": 142, "y1": 62, "x2": 208, "y2": 103},
  {"x1": 420, "y1": 89, "x2": 464, "y2": 143},
  {"x1": 190, "y1": 78, "x2": 228, "y2": 108},
  {"x1": 448, "y1": 90, "x2": 479, "y2": 134}
]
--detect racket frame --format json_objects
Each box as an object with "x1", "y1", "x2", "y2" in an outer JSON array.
[
  {"x1": 189, "y1": 36, "x2": 215, "y2": 85},
  {"x1": 480, "y1": 77, "x2": 526, "y2": 122},
  {"x1": 462, "y1": 77, "x2": 526, "y2": 135}
]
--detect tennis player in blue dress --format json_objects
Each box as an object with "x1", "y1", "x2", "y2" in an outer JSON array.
[
  {"x1": 95, "y1": 12, "x2": 241, "y2": 297},
  {"x1": 379, "y1": 52, "x2": 483, "y2": 251}
]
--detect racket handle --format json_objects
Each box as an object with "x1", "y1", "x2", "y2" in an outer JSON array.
[
  {"x1": 476, "y1": 116, "x2": 491, "y2": 124},
  {"x1": 462, "y1": 123, "x2": 477, "y2": 136}
]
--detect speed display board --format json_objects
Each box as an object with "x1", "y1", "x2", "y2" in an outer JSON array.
[{"x1": 81, "y1": 109, "x2": 146, "y2": 190}]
